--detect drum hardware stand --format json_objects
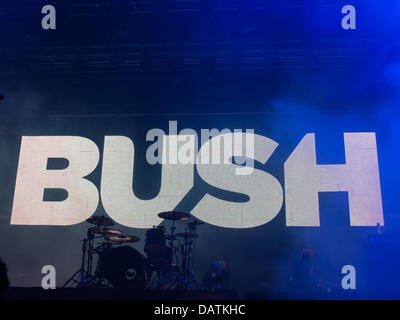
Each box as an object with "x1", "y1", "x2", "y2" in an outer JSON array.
[
  {"x1": 150, "y1": 219, "x2": 193, "y2": 290},
  {"x1": 62, "y1": 237, "x2": 94, "y2": 288},
  {"x1": 182, "y1": 222, "x2": 200, "y2": 290},
  {"x1": 182, "y1": 239, "x2": 200, "y2": 290},
  {"x1": 63, "y1": 230, "x2": 103, "y2": 288},
  {"x1": 92, "y1": 241, "x2": 113, "y2": 288},
  {"x1": 87, "y1": 230, "x2": 94, "y2": 281}
]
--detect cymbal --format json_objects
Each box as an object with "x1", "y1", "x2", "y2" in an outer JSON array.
[
  {"x1": 158, "y1": 211, "x2": 191, "y2": 221},
  {"x1": 105, "y1": 234, "x2": 140, "y2": 244},
  {"x1": 86, "y1": 215, "x2": 115, "y2": 227},
  {"x1": 175, "y1": 232, "x2": 199, "y2": 239},
  {"x1": 88, "y1": 227, "x2": 122, "y2": 236}
]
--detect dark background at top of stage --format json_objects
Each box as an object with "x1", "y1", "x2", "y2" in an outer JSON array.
[{"x1": 0, "y1": 0, "x2": 399, "y2": 294}]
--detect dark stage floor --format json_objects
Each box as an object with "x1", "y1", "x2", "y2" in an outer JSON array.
[{"x1": 2, "y1": 287, "x2": 368, "y2": 300}]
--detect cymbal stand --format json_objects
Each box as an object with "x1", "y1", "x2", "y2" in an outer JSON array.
[
  {"x1": 62, "y1": 237, "x2": 93, "y2": 287},
  {"x1": 182, "y1": 223, "x2": 200, "y2": 290},
  {"x1": 63, "y1": 229, "x2": 100, "y2": 287},
  {"x1": 150, "y1": 219, "x2": 192, "y2": 290},
  {"x1": 92, "y1": 241, "x2": 112, "y2": 288},
  {"x1": 87, "y1": 230, "x2": 95, "y2": 281}
]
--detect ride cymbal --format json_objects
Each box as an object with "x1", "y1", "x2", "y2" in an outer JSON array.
[
  {"x1": 158, "y1": 211, "x2": 191, "y2": 221},
  {"x1": 86, "y1": 215, "x2": 115, "y2": 226}
]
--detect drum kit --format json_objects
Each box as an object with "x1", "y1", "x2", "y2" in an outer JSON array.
[{"x1": 62, "y1": 211, "x2": 204, "y2": 290}]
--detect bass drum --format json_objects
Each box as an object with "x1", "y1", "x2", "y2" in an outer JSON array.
[{"x1": 102, "y1": 246, "x2": 146, "y2": 289}]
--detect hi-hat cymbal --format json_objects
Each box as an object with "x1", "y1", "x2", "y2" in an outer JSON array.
[
  {"x1": 175, "y1": 232, "x2": 199, "y2": 239},
  {"x1": 105, "y1": 234, "x2": 140, "y2": 244},
  {"x1": 86, "y1": 215, "x2": 115, "y2": 226},
  {"x1": 158, "y1": 211, "x2": 191, "y2": 221}
]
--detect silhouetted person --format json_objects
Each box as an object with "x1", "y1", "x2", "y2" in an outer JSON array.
[
  {"x1": 292, "y1": 249, "x2": 314, "y2": 294},
  {"x1": 202, "y1": 260, "x2": 230, "y2": 291},
  {"x1": 0, "y1": 257, "x2": 10, "y2": 299}
]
